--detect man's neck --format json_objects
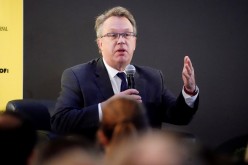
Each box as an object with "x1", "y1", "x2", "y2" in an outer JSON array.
[{"x1": 102, "y1": 58, "x2": 127, "y2": 72}]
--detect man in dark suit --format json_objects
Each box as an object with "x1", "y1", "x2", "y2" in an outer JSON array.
[{"x1": 50, "y1": 6, "x2": 199, "y2": 139}]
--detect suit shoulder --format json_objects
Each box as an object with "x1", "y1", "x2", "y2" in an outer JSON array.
[
  {"x1": 134, "y1": 65, "x2": 165, "y2": 87},
  {"x1": 134, "y1": 65, "x2": 162, "y2": 75},
  {"x1": 64, "y1": 58, "x2": 99, "y2": 74}
]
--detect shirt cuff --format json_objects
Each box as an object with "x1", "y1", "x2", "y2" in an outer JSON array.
[
  {"x1": 182, "y1": 86, "x2": 199, "y2": 108},
  {"x1": 98, "y1": 103, "x2": 102, "y2": 121}
]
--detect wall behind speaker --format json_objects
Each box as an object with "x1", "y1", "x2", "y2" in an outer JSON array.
[{"x1": 24, "y1": 0, "x2": 248, "y2": 147}]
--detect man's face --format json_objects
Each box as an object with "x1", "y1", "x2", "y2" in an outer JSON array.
[{"x1": 97, "y1": 16, "x2": 136, "y2": 70}]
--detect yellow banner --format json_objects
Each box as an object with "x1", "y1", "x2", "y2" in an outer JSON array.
[{"x1": 0, "y1": 0, "x2": 23, "y2": 110}]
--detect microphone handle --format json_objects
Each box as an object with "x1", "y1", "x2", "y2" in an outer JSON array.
[{"x1": 127, "y1": 75, "x2": 135, "y2": 89}]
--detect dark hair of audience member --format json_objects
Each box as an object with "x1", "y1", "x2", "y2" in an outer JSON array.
[
  {"x1": 36, "y1": 135, "x2": 102, "y2": 165},
  {"x1": 0, "y1": 110, "x2": 37, "y2": 165}
]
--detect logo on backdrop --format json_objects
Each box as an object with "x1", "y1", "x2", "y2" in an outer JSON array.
[
  {"x1": 0, "y1": 68, "x2": 9, "y2": 73},
  {"x1": 0, "y1": 26, "x2": 8, "y2": 31}
]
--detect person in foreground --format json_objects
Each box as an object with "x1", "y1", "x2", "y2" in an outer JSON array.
[
  {"x1": 0, "y1": 110, "x2": 37, "y2": 165},
  {"x1": 50, "y1": 6, "x2": 199, "y2": 139},
  {"x1": 105, "y1": 130, "x2": 192, "y2": 165},
  {"x1": 35, "y1": 135, "x2": 102, "y2": 165},
  {"x1": 97, "y1": 96, "x2": 150, "y2": 157}
]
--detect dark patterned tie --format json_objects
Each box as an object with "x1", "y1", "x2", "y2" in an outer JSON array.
[{"x1": 117, "y1": 72, "x2": 128, "y2": 92}]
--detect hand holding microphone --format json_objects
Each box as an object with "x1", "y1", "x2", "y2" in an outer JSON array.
[
  {"x1": 102, "y1": 64, "x2": 140, "y2": 109},
  {"x1": 118, "y1": 64, "x2": 141, "y2": 102},
  {"x1": 123, "y1": 64, "x2": 142, "y2": 102},
  {"x1": 125, "y1": 64, "x2": 136, "y2": 89}
]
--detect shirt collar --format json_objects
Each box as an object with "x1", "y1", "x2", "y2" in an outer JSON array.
[{"x1": 102, "y1": 58, "x2": 124, "y2": 78}]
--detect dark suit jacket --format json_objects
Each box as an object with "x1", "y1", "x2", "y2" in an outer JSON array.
[{"x1": 50, "y1": 57, "x2": 199, "y2": 138}]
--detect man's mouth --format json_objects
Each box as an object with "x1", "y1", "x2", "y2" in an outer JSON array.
[{"x1": 116, "y1": 49, "x2": 126, "y2": 52}]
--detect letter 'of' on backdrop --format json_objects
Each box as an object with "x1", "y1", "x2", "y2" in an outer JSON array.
[{"x1": 0, "y1": 0, "x2": 23, "y2": 110}]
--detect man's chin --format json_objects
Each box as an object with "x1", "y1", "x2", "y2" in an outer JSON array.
[
  {"x1": 116, "y1": 56, "x2": 129, "y2": 63},
  {"x1": 115, "y1": 60, "x2": 130, "y2": 69}
]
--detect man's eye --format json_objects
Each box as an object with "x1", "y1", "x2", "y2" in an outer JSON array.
[
  {"x1": 109, "y1": 33, "x2": 118, "y2": 38},
  {"x1": 123, "y1": 33, "x2": 129, "y2": 37}
]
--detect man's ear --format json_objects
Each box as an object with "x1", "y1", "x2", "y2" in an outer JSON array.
[
  {"x1": 97, "y1": 130, "x2": 109, "y2": 147},
  {"x1": 97, "y1": 38, "x2": 102, "y2": 50},
  {"x1": 133, "y1": 37, "x2": 137, "y2": 51}
]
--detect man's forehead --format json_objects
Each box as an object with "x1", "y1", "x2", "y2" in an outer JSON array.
[{"x1": 102, "y1": 16, "x2": 133, "y2": 32}]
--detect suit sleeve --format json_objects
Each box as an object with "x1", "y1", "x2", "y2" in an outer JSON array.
[
  {"x1": 159, "y1": 70, "x2": 199, "y2": 125},
  {"x1": 49, "y1": 68, "x2": 99, "y2": 138}
]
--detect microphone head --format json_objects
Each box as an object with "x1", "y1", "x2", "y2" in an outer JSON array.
[{"x1": 125, "y1": 64, "x2": 136, "y2": 75}]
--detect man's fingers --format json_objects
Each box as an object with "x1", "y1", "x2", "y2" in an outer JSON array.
[
  {"x1": 184, "y1": 56, "x2": 194, "y2": 70},
  {"x1": 185, "y1": 65, "x2": 193, "y2": 76},
  {"x1": 182, "y1": 71, "x2": 191, "y2": 80},
  {"x1": 122, "y1": 89, "x2": 139, "y2": 95},
  {"x1": 120, "y1": 89, "x2": 142, "y2": 102},
  {"x1": 130, "y1": 94, "x2": 142, "y2": 102},
  {"x1": 183, "y1": 56, "x2": 194, "y2": 79}
]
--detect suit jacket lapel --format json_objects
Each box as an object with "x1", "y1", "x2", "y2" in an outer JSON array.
[
  {"x1": 94, "y1": 59, "x2": 146, "y2": 102},
  {"x1": 95, "y1": 58, "x2": 114, "y2": 100},
  {"x1": 134, "y1": 70, "x2": 147, "y2": 102}
]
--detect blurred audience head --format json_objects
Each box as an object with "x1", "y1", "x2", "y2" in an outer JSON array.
[
  {"x1": 36, "y1": 135, "x2": 102, "y2": 165},
  {"x1": 0, "y1": 110, "x2": 37, "y2": 165},
  {"x1": 97, "y1": 96, "x2": 150, "y2": 151},
  {"x1": 105, "y1": 130, "x2": 192, "y2": 165}
]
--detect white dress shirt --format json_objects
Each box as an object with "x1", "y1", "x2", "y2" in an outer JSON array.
[{"x1": 98, "y1": 59, "x2": 199, "y2": 121}]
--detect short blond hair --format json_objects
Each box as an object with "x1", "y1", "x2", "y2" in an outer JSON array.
[{"x1": 95, "y1": 6, "x2": 137, "y2": 39}]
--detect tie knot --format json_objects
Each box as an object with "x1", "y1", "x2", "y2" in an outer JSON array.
[
  {"x1": 117, "y1": 72, "x2": 126, "y2": 81},
  {"x1": 117, "y1": 72, "x2": 128, "y2": 92}
]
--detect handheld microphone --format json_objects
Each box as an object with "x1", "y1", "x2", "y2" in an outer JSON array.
[{"x1": 125, "y1": 64, "x2": 136, "y2": 89}]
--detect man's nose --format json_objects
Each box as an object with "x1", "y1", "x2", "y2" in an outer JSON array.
[{"x1": 117, "y1": 35, "x2": 125, "y2": 44}]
